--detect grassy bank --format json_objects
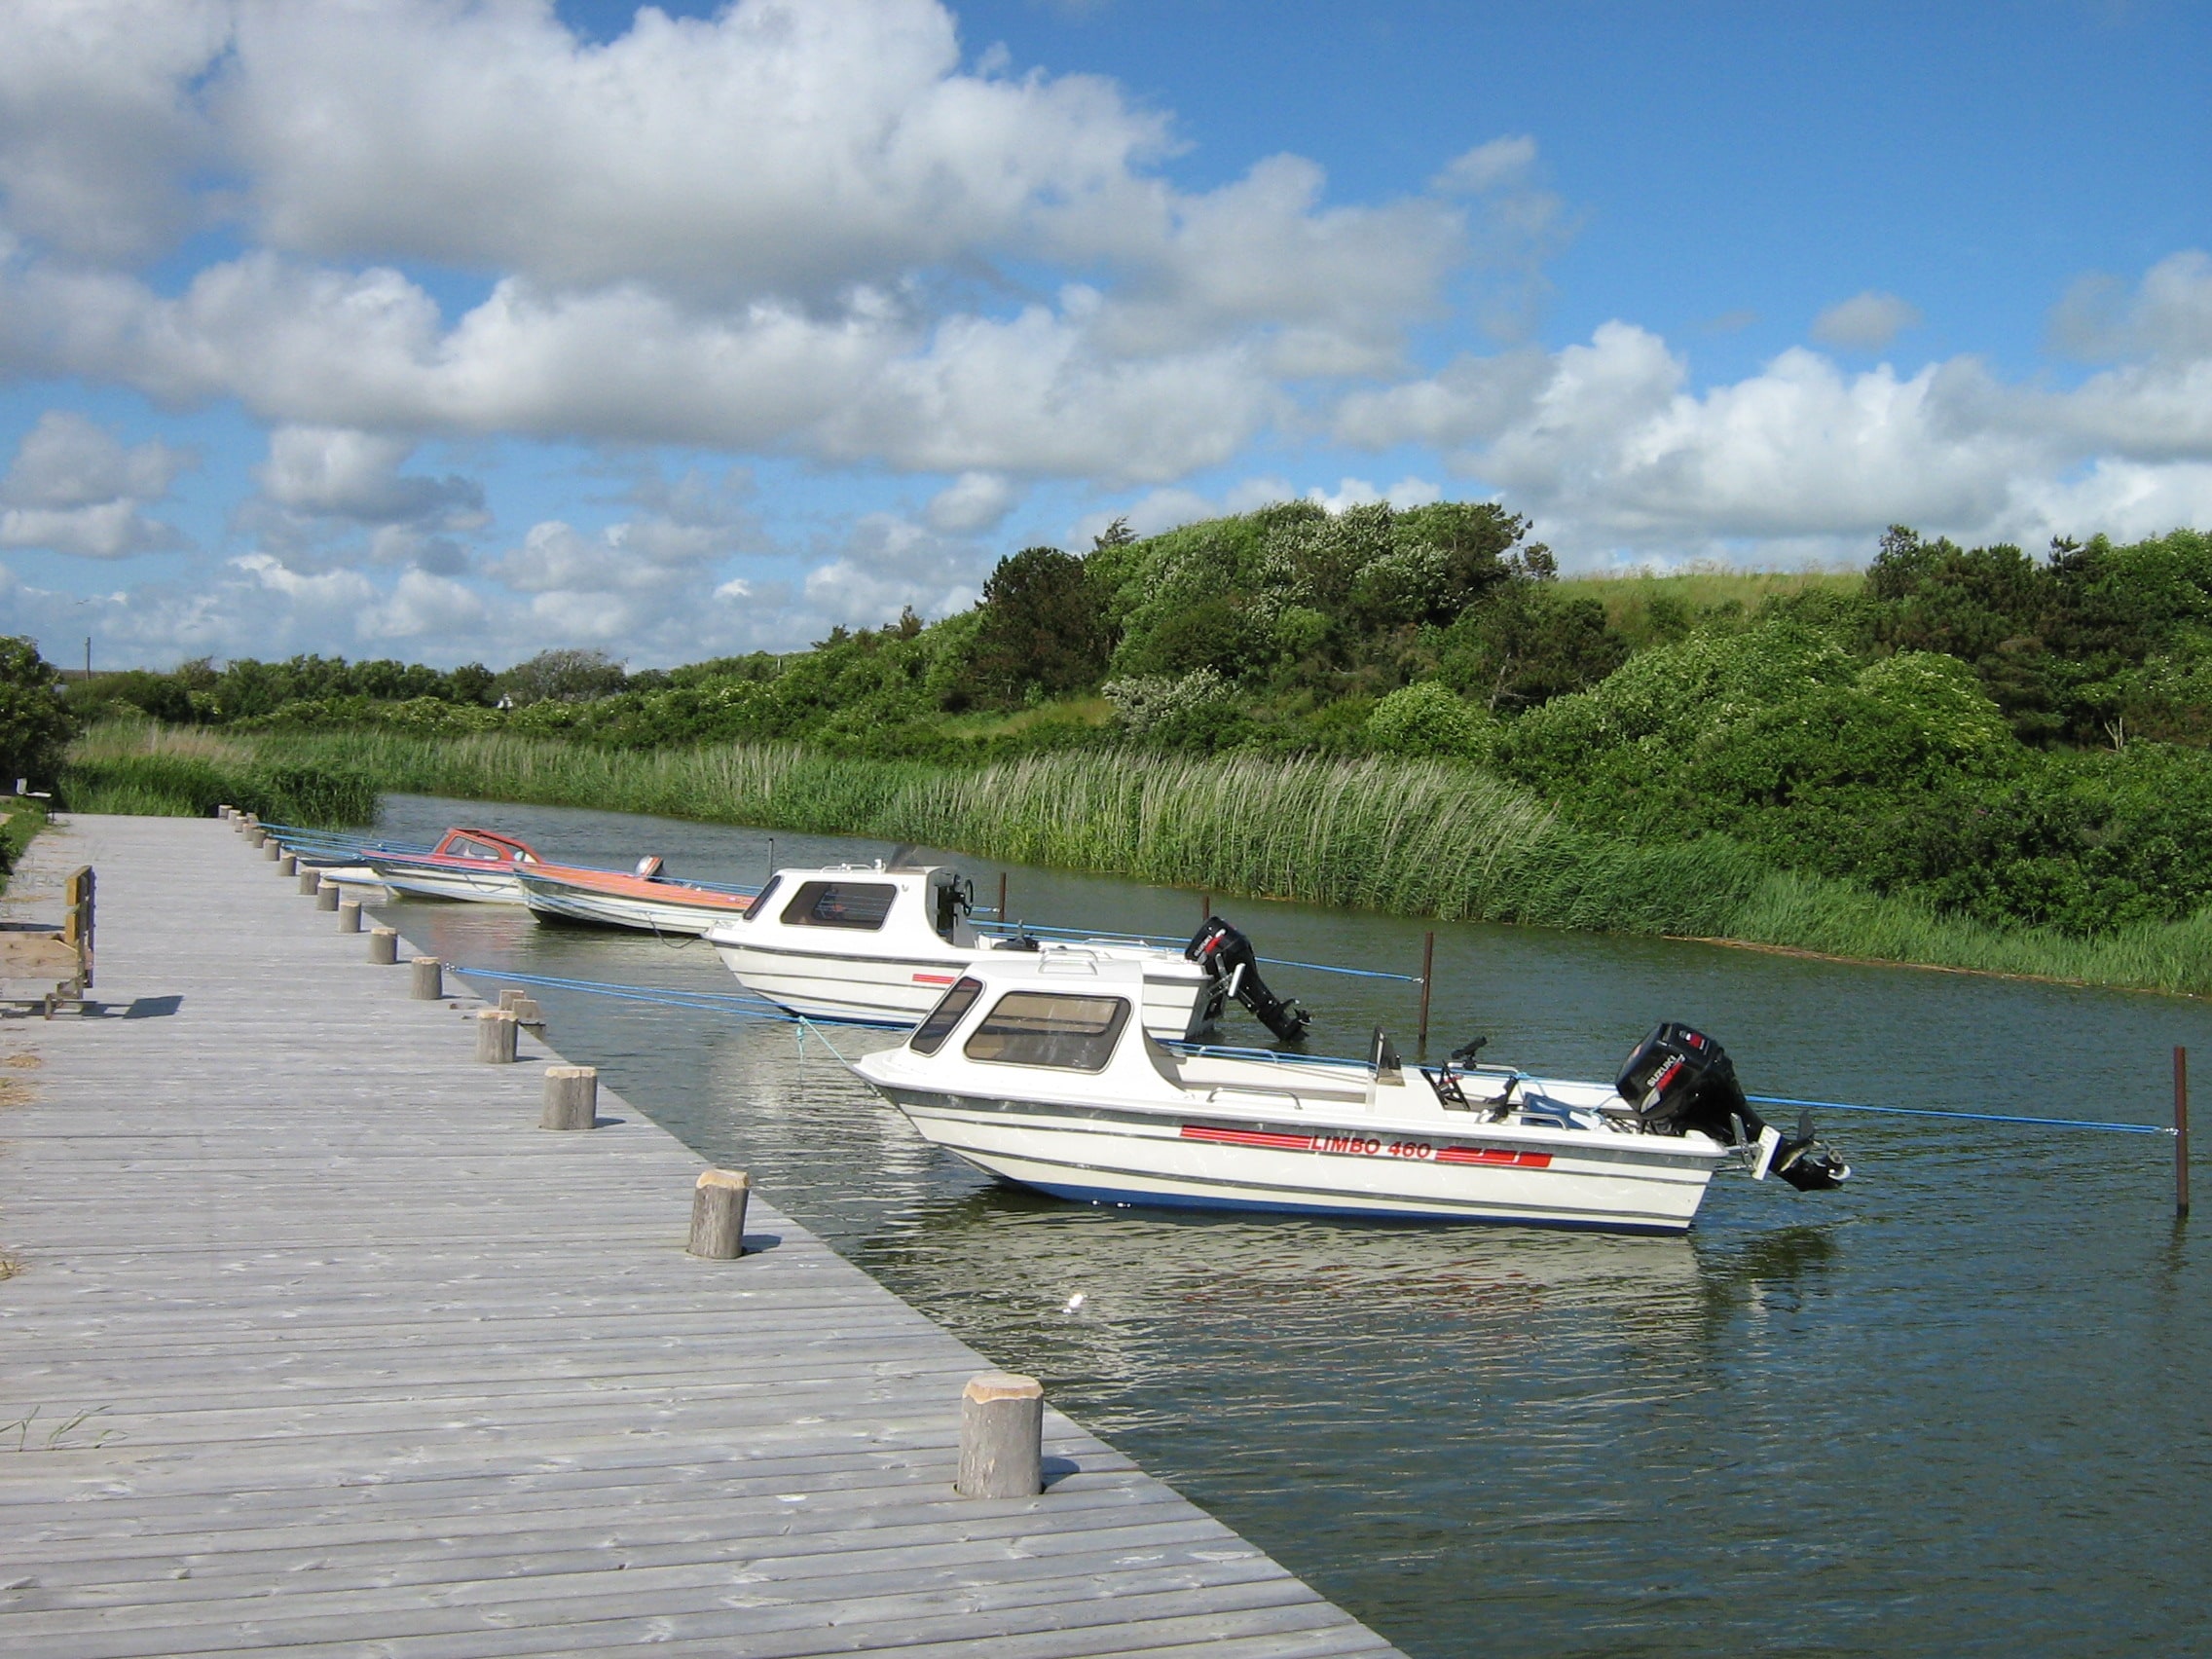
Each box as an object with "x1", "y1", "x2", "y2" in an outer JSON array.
[{"x1": 69, "y1": 720, "x2": 2204, "y2": 999}]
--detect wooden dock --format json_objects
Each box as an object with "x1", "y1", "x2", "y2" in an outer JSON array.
[{"x1": 0, "y1": 816, "x2": 1402, "y2": 1659}]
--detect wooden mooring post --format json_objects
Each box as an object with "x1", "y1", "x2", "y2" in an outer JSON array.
[
  {"x1": 409, "y1": 955, "x2": 442, "y2": 1000},
  {"x1": 297, "y1": 867, "x2": 320, "y2": 897},
  {"x1": 2177, "y1": 1045, "x2": 2192, "y2": 1218},
  {"x1": 367, "y1": 925, "x2": 398, "y2": 965},
  {"x1": 475, "y1": 1008, "x2": 519, "y2": 1063},
  {"x1": 338, "y1": 898, "x2": 361, "y2": 933},
  {"x1": 542, "y1": 1064, "x2": 598, "y2": 1130},
  {"x1": 688, "y1": 1168, "x2": 751, "y2": 1258},
  {"x1": 958, "y1": 1372, "x2": 1045, "y2": 1498},
  {"x1": 315, "y1": 877, "x2": 340, "y2": 911}
]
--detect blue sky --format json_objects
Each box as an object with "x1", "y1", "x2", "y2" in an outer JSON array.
[{"x1": 1, "y1": 0, "x2": 2207, "y2": 670}]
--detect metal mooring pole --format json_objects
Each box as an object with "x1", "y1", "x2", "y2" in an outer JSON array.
[{"x1": 1417, "y1": 931, "x2": 1435, "y2": 1058}]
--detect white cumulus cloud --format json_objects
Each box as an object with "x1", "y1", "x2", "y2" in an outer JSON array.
[{"x1": 0, "y1": 410, "x2": 191, "y2": 558}]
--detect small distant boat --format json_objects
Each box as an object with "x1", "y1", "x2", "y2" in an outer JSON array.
[
  {"x1": 707, "y1": 863, "x2": 1309, "y2": 1041},
  {"x1": 363, "y1": 827, "x2": 545, "y2": 903},
  {"x1": 851, "y1": 959, "x2": 1850, "y2": 1233},
  {"x1": 519, "y1": 858, "x2": 760, "y2": 937}
]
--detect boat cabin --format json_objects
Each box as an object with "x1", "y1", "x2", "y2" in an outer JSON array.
[
  {"x1": 897, "y1": 956, "x2": 1393, "y2": 1105},
  {"x1": 427, "y1": 828, "x2": 539, "y2": 866},
  {"x1": 732, "y1": 864, "x2": 977, "y2": 945}
]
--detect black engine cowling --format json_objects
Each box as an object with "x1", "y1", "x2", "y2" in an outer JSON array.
[
  {"x1": 1616, "y1": 1021, "x2": 1850, "y2": 1192},
  {"x1": 1186, "y1": 916, "x2": 1309, "y2": 1042}
]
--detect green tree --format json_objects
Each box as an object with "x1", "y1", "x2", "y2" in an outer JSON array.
[
  {"x1": 963, "y1": 547, "x2": 1115, "y2": 704},
  {"x1": 495, "y1": 648, "x2": 628, "y2": 706},
  {"x1": 1440, "y1": 584, "x2": 1628, "y2": 710},
  {"x1": 0, "y1": 637, "x2": 75, "y2": 787}
]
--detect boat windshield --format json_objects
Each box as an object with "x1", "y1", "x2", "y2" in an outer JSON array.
[
  {"x1": 910, "y1": 977, "x2": 983, "y2": 1054},
  {"x1": 742, "y1": 874, "x2": 783, "y2": 920},
  {"x1": 781, "y1": 880, "x2": 897, "y2": 930},
  {"x1": 964, "y1": 991, "x2": 1130, "y2": 1071}
]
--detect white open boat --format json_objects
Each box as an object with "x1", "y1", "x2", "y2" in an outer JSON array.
[
  {"x1": 518, "y1": 859, "x2": 758, "y2": 938},
  {"x1": 706, "y1": 864, "x2": 1241, "y2": 1040},
  {"x1": 851, "y1": 958, "x2": 1849, "y2": 1234},
  {"x1": 363, "y1": 827, "x2": 544, "y2": 903}
]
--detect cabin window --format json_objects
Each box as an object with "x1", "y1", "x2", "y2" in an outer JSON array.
[
  {"x1": 450, "y1": 837, "x2": 504, "y2": 862},
  {"x1": 910, "y1": 977, "x2": 983, "y2": 1055},
  {"x1": 780, "y1": 880, "x2": 896, "y2": 931},
  {"x1": 964, "y1": 991, "x2": 1130, "y2": 1072},
  {"x1": 742, "y1": 873, "x2": 783, "y2": 921}
]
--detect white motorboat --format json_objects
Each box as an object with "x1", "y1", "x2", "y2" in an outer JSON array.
[
  {"x1": 851, "y1": 958, "x2": 1850, "y2": 1234},
  {"x1": 706, "y1": 864, "x2": 1311, "y2": 1041}
]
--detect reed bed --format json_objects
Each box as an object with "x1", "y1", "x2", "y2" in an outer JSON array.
[
  {"x1": 61, "y1": 721, "x2": 377, "y2": 826},
  {"x1": 80, "y1": 722, "x2": 2212, "y2": 997}
]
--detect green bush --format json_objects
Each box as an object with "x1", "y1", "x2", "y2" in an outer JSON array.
[{"x1": 1365, "y1": 682, "x2": 1494, "y2": 759}]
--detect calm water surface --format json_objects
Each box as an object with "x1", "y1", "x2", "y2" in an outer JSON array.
[{"x1": 373, "y1": 794, "x2": 2212, "y2": 1659}]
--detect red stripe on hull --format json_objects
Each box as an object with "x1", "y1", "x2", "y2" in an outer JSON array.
[
  {"x1": 1180, "y1": 1124, "x2": 1315, "y2": 1152},
  {"x1": 1436, "y1": 1146, "x2": 1553, "y2": 1168}
]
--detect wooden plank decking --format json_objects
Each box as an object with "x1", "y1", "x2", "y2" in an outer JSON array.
[{"x1": 0, "y1": 815, "x2": 1402, "y2": 1659}]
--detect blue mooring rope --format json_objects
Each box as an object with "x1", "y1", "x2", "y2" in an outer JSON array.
[{"x1": 1747, "y1": 1092, "x2": 2172, "y2": 1136}]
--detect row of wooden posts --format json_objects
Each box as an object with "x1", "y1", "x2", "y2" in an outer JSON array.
[{"x1": 219, "y1": 804, "x2": 1050, "y2": 1499}]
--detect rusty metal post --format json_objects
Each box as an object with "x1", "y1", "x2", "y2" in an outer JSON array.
[
  {"x1": 1417, "y1": 930, "x2": 1435, "y2": 1058},
  {"x1": 2177, "y1": 1046, "x2": 2192, "y2": 1217}
]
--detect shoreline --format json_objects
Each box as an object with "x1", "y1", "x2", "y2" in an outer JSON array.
[{"x1": 65, "y1": 721, "x2": 2212, "y2": 1003}]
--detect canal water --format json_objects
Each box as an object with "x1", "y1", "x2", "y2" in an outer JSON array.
[{"x1": 372, "y1": 793, "x2": 2211, "y2": 1659}]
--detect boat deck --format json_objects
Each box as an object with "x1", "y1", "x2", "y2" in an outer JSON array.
[{"x1": 0, "y1": 814, "x2": 1401, "y2": 1659}]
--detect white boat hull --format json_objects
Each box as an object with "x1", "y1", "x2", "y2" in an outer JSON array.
[
  {"x1": 366, "y1": 862, "x2": 531, "y2": 903},
  {"x1": 525, "y1": 888, "x2": 735, "y2": 937},
  {"x1": 877, "y1": 1088, "x2": 1720, "y2": 1232},
  {"x1": 713, "y1": 939, "x2": 1219, "y2": 1038}
]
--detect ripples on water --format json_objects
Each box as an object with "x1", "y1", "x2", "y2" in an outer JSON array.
[{"x1": 376, "y1": 795, "x2": 2212, "y2": 1658}]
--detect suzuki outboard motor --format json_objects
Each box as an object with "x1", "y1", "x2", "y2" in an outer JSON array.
[
  {"x1": 1187, "y1": 916, "x2": 1309, "y2": 1043},
  {"x1": 1616, "y1": 1021, "x2": 1850, "y2": 1192}
]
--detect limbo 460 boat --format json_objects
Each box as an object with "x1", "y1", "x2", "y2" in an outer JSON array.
[{"x1": 851, "y1": 958, "x2": 1849, "y2": 1234}]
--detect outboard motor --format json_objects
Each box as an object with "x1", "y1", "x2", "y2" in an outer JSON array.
[
  {"x1": 1616, "y1": 1021, "x2": 1850, "y2": 1192},
  {"x1": 1186, "y1": 916, "x2": 1309, "y2": 1043},
  {"x1": 933, "y1": 875, "x2": 974, "y2": 940}
]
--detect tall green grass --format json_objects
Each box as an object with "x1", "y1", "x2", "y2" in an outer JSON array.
[
  {"x1": 103, "y1": 721, "x2": 2212, "y2": 997},
  {"x1": 61, "y1": 722, "x2": 376, "y2": 826}
]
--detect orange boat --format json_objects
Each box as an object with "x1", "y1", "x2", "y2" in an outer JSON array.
[{"x1": 516, "y1": 858, "x2": 761, "y2": 936}]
